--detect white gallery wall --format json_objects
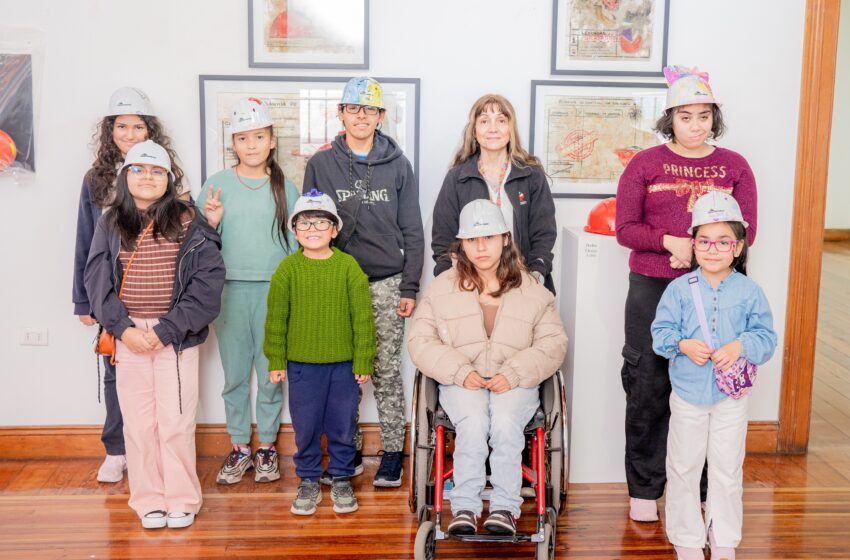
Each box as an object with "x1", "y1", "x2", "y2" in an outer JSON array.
[
  {"x1": 0, "y1": 1, "x2": 803, "y2": 435},
  {"x1": 826, "y1": 0, "x2": 850, "y2": 229}
]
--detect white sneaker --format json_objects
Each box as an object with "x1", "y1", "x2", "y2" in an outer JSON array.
[
  {"x1": 97, "y1": 454, "x2": 127, "y2": 483},
  {"x1": 141, "y1": 510, "x2": 167, "y2": 529},
  {"x1": 166, "y1": 512, "x2": 195, "y2": 529}
]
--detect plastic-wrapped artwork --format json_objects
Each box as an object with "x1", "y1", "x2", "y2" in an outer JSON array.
[{"x1": 0, "y1": 28, "x2": 41, "y2": 182}]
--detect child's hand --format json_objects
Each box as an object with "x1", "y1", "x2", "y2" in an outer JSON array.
[
  {"x1": 121, "y1": 327, "x2": 153, "y2": 353},
  {"x1": 485, "y1": 374, "x2": 511, "y2": 394},
  {"x1": 204, "y1": 186, "x2": 224, "y2": 228},
  {"x1": 712, "y1": 340, "x2": 743, "y2": 371},
  {"x1": 143, "y1": 330, "x2": 164, "y2": 350},
  {"x1": 269, "y1": 370, "x2": 286, "y2": 384},
  {"x1": 679, "y1": 338, "x2": 712, "y2": 366},
  {"x1": 78, "y1": 315, "x2": 97, "y2": 327},
  {"x1": 354, "y1": 374, "x2": 370, "y2": 385},
  {"x1": 463, "y1": 371, "x2": 488, "y2": 390},
  {"x1": 397, "y1": 297, "x2": 416, "y2": 318}
]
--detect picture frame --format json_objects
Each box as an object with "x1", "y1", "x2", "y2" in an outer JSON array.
[
  {"x1": 550, "y1": 0, "x2": 669, "y2": 76},
  {"x1": 199, "y1": 75, "x2": 420, "y2": 189},
  {"x1": 248, "y1": 0, "x2": 369, "y2": 69},
  {"x1": 529, "y1": 80, "x2": 667, "y2": 198}
]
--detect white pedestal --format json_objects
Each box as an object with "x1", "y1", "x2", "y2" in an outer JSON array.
[{"x1": 560, "y1": 227, "x2": 631, "y2": 483}]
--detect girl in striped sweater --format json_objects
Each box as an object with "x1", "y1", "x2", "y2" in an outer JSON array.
[{"x1": 85, "y1": 141, "x2": 225, "y2": 529}]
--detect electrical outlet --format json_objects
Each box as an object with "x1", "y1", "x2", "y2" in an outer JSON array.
[{"x1": 19, "y1": 328, "x2": 48, "y2": 346}]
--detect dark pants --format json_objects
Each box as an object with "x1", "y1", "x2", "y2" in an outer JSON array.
[
  {"x1": 622, "y1": 273, "x2": 706, "y2": 500},
  {"x1": 101, "y1": 356, "x2": 125, "y2": 455},
  {"x1": 287, "y1": 361, "x2": 359, "y2": 481}
]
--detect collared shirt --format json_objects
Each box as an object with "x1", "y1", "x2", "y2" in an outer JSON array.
[{"x1": 651, "y1": 268, "x2": 777, "y2": 405}]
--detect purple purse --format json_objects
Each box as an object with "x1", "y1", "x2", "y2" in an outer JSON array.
[{"x1": 687, "y1": 273, "x2": 756, "y2": 399}]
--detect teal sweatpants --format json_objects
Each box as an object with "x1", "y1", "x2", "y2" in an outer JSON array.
[{"x1": 215, "y1": 280, "x2": 282, "y2": 444}]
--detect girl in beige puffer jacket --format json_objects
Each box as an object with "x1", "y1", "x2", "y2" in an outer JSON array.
[{"x1": 408, "y1": 200, "x2": 567, "y2": 536}]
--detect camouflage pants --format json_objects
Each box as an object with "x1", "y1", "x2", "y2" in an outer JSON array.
[{"x1": 354, "y1": 274, "x2": 406, "y2": 453}]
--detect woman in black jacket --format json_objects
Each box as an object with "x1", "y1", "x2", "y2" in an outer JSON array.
[{"x1": 432, "y1": 94, "x2": 557, "y2": 293}]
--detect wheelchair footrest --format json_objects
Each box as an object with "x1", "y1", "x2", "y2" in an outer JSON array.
[{"x1": 444, "y1": 533, "x2": 536, "y2": 544}]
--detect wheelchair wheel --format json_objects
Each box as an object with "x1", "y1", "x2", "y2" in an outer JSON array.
[
  {"x1": 547, "y1": 370, "x2": 569, "y2": 515},
  {"x1": 409, "y1": 370, "x2": 434, "y2": 517},
  {"x1": 414, "y1": 520, "x2": 437, "y2": 560},
  {"x1": 535, "y1": 521, "x2": 555, "y2": 560}
]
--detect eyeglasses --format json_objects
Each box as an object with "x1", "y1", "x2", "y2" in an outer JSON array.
[
  {"x1": 341, "y1": 104, "x2": 380, "y2": 116},
  {"x1": 692, "y1": 238, "x2": 738, "y2": 252},
  {"x1": 128, "y1": 165, "x2": 168, "y2": 179},
  {"x1": 294, "y1": 219, "x2": 334, "y2": 231}
]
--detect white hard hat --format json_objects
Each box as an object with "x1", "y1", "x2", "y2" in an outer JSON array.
[
  {"x1": 456, "y1": 199, "x2": 510, "y2": 239},
  {"x1": 688, "y1": 191, "x2": 747, "y2": 234},
  {"x1": 120, "y1": 140, "x2": 174, "y2": 180},
  {"x1": 230, "y1": 97, "x2": 274, "y2": 134},
  {"x1": 108, "y1": 87, "x2": 155, "y2": 117},
  {"x1": 290, "y1": 188, "x2": 343, "y2": 232}
]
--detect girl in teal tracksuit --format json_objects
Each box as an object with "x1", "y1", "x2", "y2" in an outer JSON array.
[{"x1": 198, "y1": 97, "x2": 298, "y2": 485}]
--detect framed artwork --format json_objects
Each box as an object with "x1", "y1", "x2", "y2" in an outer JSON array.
[
  {"x1": 248, "y1": 0, "x2": 369, "y2": 69},
  {"x1": 0, "y1": 53, "x2": 35, "y2": 175},
  {"x1": 530, "y1": 80, "x2": 666, "y2": 198},
  {"x1": 199, "y1": 75, "x2": 420, "y2": 189},
  {"x1": 551, "y1": 0, "x2": 669, "y2": 76}
]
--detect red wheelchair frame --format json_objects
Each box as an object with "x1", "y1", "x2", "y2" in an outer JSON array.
[{"x1": 410, "y1": 370, "x2": 568, "y2": 560}]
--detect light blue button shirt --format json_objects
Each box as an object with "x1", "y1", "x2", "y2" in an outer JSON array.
[{"x1": 651, "y1": 268, "x2": 778, "y2": 406}]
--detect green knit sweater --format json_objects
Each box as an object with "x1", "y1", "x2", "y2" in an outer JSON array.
[{"x1": 264, "y1": 248, "x2": 376, "y2": 375}]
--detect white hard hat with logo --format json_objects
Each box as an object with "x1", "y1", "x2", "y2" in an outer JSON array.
[
  {"x1": 456, "y1": 199, "x2": 510, "y2": 239},
  {"x1": 688, "y1": 191, "x2": 748, "y2": 234},
  {"x1": 120, "y1": 140, "x2": 174, "y2": 180},
  {"x1": 230, "y1": 97, "x2": 274, "y2": 134},
  {"x1": 290, "y1": 188, "x2": 344, "y2": 232},
  {"x1": 108, "y1": 87, "x2": 155, "y2": 117}
]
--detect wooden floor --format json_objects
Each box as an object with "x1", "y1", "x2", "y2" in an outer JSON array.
[{"x1": 1, "y1": 243, "x2": 849, "y2": 559}]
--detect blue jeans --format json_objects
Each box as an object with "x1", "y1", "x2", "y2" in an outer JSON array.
[
  {"x1": 101, "y1": 355, "x2": 125, "y2": 455},
  {"x1": 439, "y1": 384, "x2": 539, "y2": 517}
]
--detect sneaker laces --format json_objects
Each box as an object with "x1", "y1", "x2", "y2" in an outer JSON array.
[
  {"x1": 332, "y1": 480, "x2": 355, "y2": 499},
  {"x1": 256, "y1": 447, "x2": 275, "y2": 467},
  {"x1": 225, "y1": 445, "x2": 248, "y2": 468},
  {"x1": 297, "y1": 482, "x2": 318, "y2": 500}
]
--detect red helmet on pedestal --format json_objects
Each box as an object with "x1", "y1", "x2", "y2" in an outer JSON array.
[{"x1": 584, "y1": 197, "x2": 617, "y2": 236}]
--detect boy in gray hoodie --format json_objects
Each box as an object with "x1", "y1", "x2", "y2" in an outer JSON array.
[{"x1": 302, "y1": 77, "x2": 423, "y2": 487}]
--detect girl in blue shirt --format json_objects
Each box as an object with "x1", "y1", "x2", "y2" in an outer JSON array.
[{"x1": 651, "y1": 192, "x2": 777, "y2": 560}]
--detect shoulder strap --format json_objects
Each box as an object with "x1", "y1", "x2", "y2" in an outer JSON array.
[
  {"x1": 117, "y1": 220, "x2": 155, "y2": 300},
  {"x1": 687, "y1": 272, "x2": 713, "y2": 349}
]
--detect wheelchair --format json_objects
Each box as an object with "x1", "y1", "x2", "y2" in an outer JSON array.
[{"x1": 408, "y1": 369, "x2": 569, "y2": 560}]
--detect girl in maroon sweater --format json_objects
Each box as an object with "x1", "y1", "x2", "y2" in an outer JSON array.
[{"x1": 614, "y1": 66, "x2": 757, "y2": 525}]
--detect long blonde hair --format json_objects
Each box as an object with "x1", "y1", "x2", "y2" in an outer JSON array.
[{"x1": 450, "y1": 94, "x2": 542, "y2": 170}]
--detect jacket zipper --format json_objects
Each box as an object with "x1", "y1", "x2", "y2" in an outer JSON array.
[
  {"x1": 175, "y1": 237, "x2": 205, "y2": 304},
  {"x1": 480, "y1": 295, "x2": 505, "y2": 378}
]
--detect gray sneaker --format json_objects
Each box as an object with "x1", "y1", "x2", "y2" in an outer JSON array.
[
  {"x1": 291, "y1": 480, "x2": 322, "y2": 516},
  {"x1": 216, "y1": 445, "x2": 253, "y2": 485},
  {"x1": 254, "y1": 446, "x2": 280, "y2": 483},
  {"x1": 331, "y1": 478, "x2": 359, "y2": 514}
]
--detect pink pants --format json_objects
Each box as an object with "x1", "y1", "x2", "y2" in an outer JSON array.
[{"x1": 115, "y1": 317, "x2": 202, "y2": 517}]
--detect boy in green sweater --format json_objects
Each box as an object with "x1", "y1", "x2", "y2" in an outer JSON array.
[{"x1": 264, "y1": 189, "x2": 376, "y2": 515}]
